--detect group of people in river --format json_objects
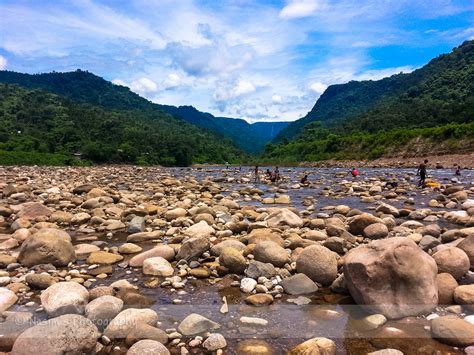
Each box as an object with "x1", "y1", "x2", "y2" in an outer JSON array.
[
  {"x1": 246, "y1": 160, "x2": 463, "y2": 188},
  {"x1": 253, "y1": 166, "x2": 281, "y2": 183}
]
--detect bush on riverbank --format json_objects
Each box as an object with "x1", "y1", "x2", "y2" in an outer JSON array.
[{"x1": 0, "y1": 150, "x2": 90, "y2": 166}]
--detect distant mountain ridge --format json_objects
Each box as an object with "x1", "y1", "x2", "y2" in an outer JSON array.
[
  {"x1": 276, "y1": 40, "x2": 474, "y2": 142},
  {"x1": 0, "y1": 70, "x2": 289, "y2": 153}
]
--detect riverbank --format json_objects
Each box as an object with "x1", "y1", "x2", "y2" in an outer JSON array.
[{"x1": 301, "y1": 153, "x2": 474, "y2": 169}]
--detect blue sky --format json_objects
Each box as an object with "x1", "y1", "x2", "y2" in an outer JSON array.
[{"x1": 0, "y1": 0, "x2": 472, "y2": 122}]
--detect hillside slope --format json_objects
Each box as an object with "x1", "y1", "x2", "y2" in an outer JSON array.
[
  {"x1": 0, "y1": 84, "x2": 245, "y2": 166},
  {"x1": 265, "y1": 40, "x2": 474, "y2": 162},
  {"x1": 276, "y1": 40, "x2": 474, "y2": 142},
  {"x1": 0, "y1": 70, "x2": 288, "y2": 153}
]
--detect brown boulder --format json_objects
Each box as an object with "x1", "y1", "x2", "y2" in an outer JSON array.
[
  {"x1": 343, "y1": 237, "x2": 438, "y2": 319},
  {"x1": 348, "y1": 213, "x2": 383, "y2": 235},
  {"x1": 296, "y1": 245, "x2": 338, "y2": 285},
  {"x1": 431, "y1": 316, "x2": 474, "y2": 347},
  {"x1": 453, "y1": 285, "x2": 474, "y2": 311},
  {"x1": 17, "y1": 202, "x2": 53, "y2": 220},
  {"x1": 436, "y1": 273, "x2": 458, "y2": 305},
  {"x1": 432, "y1": 247, "x2": 469, "y2": 280},
  {"x1": 18, "y1": 231, "x2": 75, "y2": 267},
  {"x1": 457, "y1": 236, "x2": 474, "y2": 269},
  {"x1": 253, "y1": 241, "x2": 289, "y2": 267}
]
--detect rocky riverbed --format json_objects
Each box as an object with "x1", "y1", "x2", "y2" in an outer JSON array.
[{"x1": 0, "y1": 165, "x2": 473, "y2": 355}]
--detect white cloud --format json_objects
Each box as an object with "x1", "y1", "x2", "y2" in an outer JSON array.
[
  {"x1": 309, "y1": 82, "x2": 327, "y2": 94},
  {"x1": 163, "y1": 73, "x2": 182, "y2": 89},
  {"x1": 214, "y1": 79, "x2": 256, "y2": 102},
  {"x1": 272, "y1": 94, "x2": 283, "y2": 103},
  {"x1": 234, "y1": 79, "x2": 256, "y2": 96},
  {"x1": 131, "y1": 78, "x2": 158, "y2": 94},
  {"x1": 0, "y1": 55, "x2": 7, "y2": 70},
  {"x1": 279, "y1": 0, "x2": 323, "y2": 19}
]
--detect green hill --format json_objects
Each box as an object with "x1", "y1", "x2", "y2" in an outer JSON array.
[
  {"x1": 267, "y1": 40, "x2": 474, "y2": 162},
  {"x1": 0, "y1": 84, "x2": 245, "y2": 166},
  {"x1": 0, "y1": 70, "x2": 289, "y2": 153}
]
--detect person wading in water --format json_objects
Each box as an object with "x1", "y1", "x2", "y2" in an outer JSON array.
[
  {"x1": 417, "y1": 159, "x2": 428, "y2": 187},
  {"x1": 254, "y1": 166, "x2": 260, "y2": 183}
]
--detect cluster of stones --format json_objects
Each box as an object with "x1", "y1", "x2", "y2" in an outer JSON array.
[{"x1": 0, "y1": 165, "x2": 473, "y2": 354}]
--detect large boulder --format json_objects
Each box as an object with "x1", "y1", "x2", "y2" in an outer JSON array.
[
  {"x1": 265, "y1": 208, "x2": 303, "y2": 228},
  {"x1": 11, "y1": 314, "x2": 99, "y2": 355},
  {"x1": 245, "y1": 260, "x2": 277, "y2": 279},
  {"x1": 432, "y1": 247, "x2": 470, "y2": 280},
  {"x1": 219, "y1": 248, "x2": 246, "y2": 274},
  {"x1": 363, "y1": 223, "x2": 389, "y2": 239},
  {"x1": 375, "y1": 203, "x2": 400, "y2": 217},
  {"x1": 18, "y1": 231, "x2": 75, "y2": 267},
  {"x1": 430, "y1": 316, "x2": 474, "y2": 347},
  {"x1": 184, "y1": 221, "x2": 214, "y2": 238},
  {"x1": 165, "y1": 208, "x2": 186, "y2": 221},
  {"x1": 288, "y1": 337, "x2": 336, "y2": 355},
  {"x1": 129, "y1": 245, "x2": 175, "y2": 267},
  {"x1": 0, "y1": 312, "x2": 33, "y2": 352},
  {"x1": 348, "y1": 213, "x2": 383, "y2": 235},
  {"x1": 210, "y1": 239, "x2": 246, "y2": 256},
  {"x1": 25, "y1": 273, "x2": 56, "y2": 289},
  {"x1": 17, "y1": 202, "x2": 53, "y2": 220},
  {"x1": 253, "y1": 241, "x2": 289, "y2": 267},
  {"x1": 246, "y1": 228, "x2": 284, "y2": 246},
  {"x1": 457, "y1": 236, "x2": 474, "y2": 268},
  {"x1": 176, "y1": 237, "x2": 210, "y2": 261},
  {"x1": 142, "y1": 257, "x2": 174, "y2": 277},
  {"x1": 296, "y1": 245, "x2": 338, "y2": 285},
  {"x1": 343, "y1": 237, "x2": 438, "y2": 319},
  {"x1": 40, "y1": 282, "x2": 89, "y2": 317},
  {"x1": 281, "y1": 273, "x2": 318, "y2": 295},
  {"x1": 454, "y1": 285, "x2": 474, "y2": 311},
  {"x1": 104, "y1": 308, "x2": 158, "y2": 339},
  {"x1": 86, "y1": 251, "x2": 123, "y2": 265},
  {"x1": 0, "y1": 288, "x2": 17, "y2": 312},
  {"x1": 178, "y1": 313, "x2": 220, "y2": 336},
  {"x1": 127, "y1": 339, "x2": 170, "y2": 355},
  {"x1": 85, "y1": 295, "x2": 123, "y2": 331},
  {"x1": 125, "y1": 323, "x2": 168, "y2": 346},
  {"x1": 437, "y1": 273, "x2": 458, "y2": 305}
]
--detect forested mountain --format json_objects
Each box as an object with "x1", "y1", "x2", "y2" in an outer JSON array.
[
  {"x1": 0, "y1": 84, "x2": 245, "y2": 166},
  {"x1": 157, "y1": 105, "x2": 289, "y2": 153},
  {"x1": 265, "y1": 40, "x2": 474, "y2": 162},
  {"x1": 275, "y1": 40, "x2": 474, "y2": 142},
  {"x1": 0, "y1": 70, "x2": 288, "y2": 153}
]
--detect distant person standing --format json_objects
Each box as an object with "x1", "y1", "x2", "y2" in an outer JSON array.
[
  {"x1": 417, "y1": 159, "x2": 428, "y2": 187},
  {"x1": 254, "y1": 166, "x2": 260, "y2": 183},
  {"x1": 274, "y1": 166, "x2": 280, "y2": 182},
  {"x1": 455, "y1": 164, "x2": 461, "y2": 176}
]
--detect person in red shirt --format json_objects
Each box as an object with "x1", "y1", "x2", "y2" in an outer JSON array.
[{"x1": 351, "y1": 168, "x2": 359, "y2": 178}]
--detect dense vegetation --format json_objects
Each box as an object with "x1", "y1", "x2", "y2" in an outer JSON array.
[
  {"x1": 268, "y1": 40, "x2": 474, "y2": 162},
  {"x1": 264, "y1": 121, "x2": 474, "y2": 163},
  {"x1": 0, "y1": 70, "x2": 289, "y2": 153},
  {"x1": 0, "y1": 84, "x2": 245, "y2": 166}
]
